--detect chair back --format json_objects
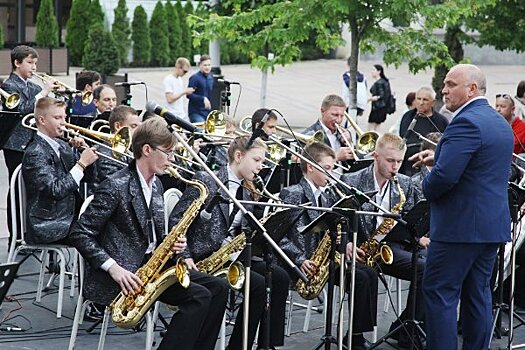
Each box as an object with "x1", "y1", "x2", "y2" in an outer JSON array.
[
  {"x1": 163, "y1": 188, "x2": 183, "y2": 234},
  {"x1": 7, "y1": 164, "x2": 27, "y2": 261}
]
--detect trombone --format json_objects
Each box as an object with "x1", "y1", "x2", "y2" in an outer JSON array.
[
  {"x1": 33, "y1": 72, "x2": 93, "y2": 106},
  {"x1": 343, "y1": 112, "x2": 378, "y2": 154},
  {"x1": 0, "y1": 88, "x2": 20, "y2": 109},
  {"x1": 65, "y1": 123, "x2": 131, "y2": 161}
]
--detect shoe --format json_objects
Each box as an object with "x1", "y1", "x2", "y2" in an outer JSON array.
[
  {"x1": 342, "y1": 333, "x2": 373, "y2": 350},
  {"x1": 398, "y1": 335, "x2": 426, "y2": 350},
  {"x1": 84, "y1": 302, "x2": 105, "y2": 322},
  {"x1": 352, "y1": 339, "x2": 373, "y2": 350}
]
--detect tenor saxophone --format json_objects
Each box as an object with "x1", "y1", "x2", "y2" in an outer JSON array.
[
  {"x1": 359, "y1": 175, "x2": 406, "y2": 267},
  {"x1": 196, "y1": 233, "x2": 246, "y2": 290},
  {"x1": 111, "y1": 167, "x2": 208, "y2": 328}
]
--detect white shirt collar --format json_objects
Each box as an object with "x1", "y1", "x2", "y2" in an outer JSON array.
[
  {"x1": 227, "y1": 165, "x2": 243, "y2": 186},
  {"x1": 37, "y1": 131, "x2": 61, "y2": 156},
  {"x1": 319, "y1": 119, "x2": 336, "y2": 136},
  {"x1": 451, "y1": 96, "x2": 487, "y2": 119},
  {"x1": 304, "y1": 177, "x2": 325, "y2": 203},
  {"x1": 137, "y1": 167, "x2": 156, "y2": 204}
]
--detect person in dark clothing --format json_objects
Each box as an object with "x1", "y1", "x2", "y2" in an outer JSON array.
[
  {"x1": 398, "y1": 86, "x2": 449, "y2": 176},
  {"x1": 188, "y1": 55, "x2": 213, "y2": 123},
  {"x1": 368, "y1": 64, "x2": 392, "y2": 132}
]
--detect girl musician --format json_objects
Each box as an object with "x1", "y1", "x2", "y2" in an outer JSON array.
[{"x1": 169, "y1": 136, "x2": 290, "y2": 350}]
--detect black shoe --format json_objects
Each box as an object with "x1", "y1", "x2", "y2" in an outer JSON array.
[
  {"x1": 84, "y1": 302, "x2": 105, "y2": 322},
  {"x1": 343, "y1": 333, "x2": 373, "y2": 350}
]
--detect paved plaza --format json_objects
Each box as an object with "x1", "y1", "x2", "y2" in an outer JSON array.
[{"x1": 0, "y1": 59, "x2": 524, "y2": 349}]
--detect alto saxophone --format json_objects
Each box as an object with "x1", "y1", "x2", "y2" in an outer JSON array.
[
  {"x1": 296, "y1": 224, "x2": 342, "y2": 300},
  {"x1": 360, "y1": 175, "x2": 406, "y2": 267},
  {"x1": 111, "y1": 167, "x2": 208, "y2": 328},
  {"x1": 196, "y1": 233, "x2": 246, "y2": 290}
]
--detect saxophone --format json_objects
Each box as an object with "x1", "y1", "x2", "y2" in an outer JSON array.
[
  {"x1": 360, "y1": 175, "x2": 406, "y2": 268},
  {"x1": 111, "y1": 167, "x2": 208, "y2": 328},
  {"x1": 296, "y1": 224, "x2": 342, "y2": 300},
  {"x1": 196, "y1": 233, "x2": 246, "y2": 290}
]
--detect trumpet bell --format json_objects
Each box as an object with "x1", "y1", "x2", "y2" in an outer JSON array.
[
  {"x1": 0, "y1": 88, "x2": 21, "y2": 109},
  {"x1": 82, "y1": 91, "x2": 93, "y2": 106},
  {"x1": 205, "y1": 110, "x2": 227, "y2": 138},
  {"x1": 112, "y1": 127, "x2": 131, "y2": 160}
]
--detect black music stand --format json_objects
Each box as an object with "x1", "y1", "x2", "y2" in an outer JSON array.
[
  {"x1": 69, "y1": 114, "x2": 95, "y2": 128},
  {"x1": 299, "y1": 196, "x2": 358, "y2": 350},
  {"x1": 0, "y1": 262, "x2": 19, "y2": 309},
  {"x1": 490, "y1": 183, "x2": 525, "y2": 343},
  {"x1": 370, "y1": 199, "x2": 429, "y2": 350},
  {"x1": 346, "y1": 158, "x2": 374, "y2": 173},
  {"x1": 0, "y1": 111, "x2": 21, "y2": 149}
]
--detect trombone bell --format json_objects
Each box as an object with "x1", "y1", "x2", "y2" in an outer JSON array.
[{"x1": 0, "y1": 88, "x2": 20, "y2": 109}]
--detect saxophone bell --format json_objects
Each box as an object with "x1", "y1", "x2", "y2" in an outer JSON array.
[{"x1": 214, "y1": 261, "x2": 245, "y2": 290}]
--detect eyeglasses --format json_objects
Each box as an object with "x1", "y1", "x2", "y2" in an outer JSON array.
[
  {"x1": 496, "y1": 94, "x2": 512, "y2": 99},
  {"x1": 153, "y1": 146, "x2": 176, "y2": 159}
]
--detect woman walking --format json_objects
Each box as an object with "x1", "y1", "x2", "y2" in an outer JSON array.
[{"x1": 368, "y1": 64, "x2": 392, "y2": 131}]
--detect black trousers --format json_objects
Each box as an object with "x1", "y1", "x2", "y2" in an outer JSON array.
[
  {"x1": 4, "y1": 149, "x2": 24, "y2": 249},
  {"x1": 158, "y1": 270, "x2": 229, "y2": 350},
  {"x1": 336, "y1": 263, "x2": 378, "y2": 334},
  {"x1": 379, "y1": 241, "x2": 426, "y2": 323},
  {"x1": 228, "y1": 260, "x2": 290, "y2": 350}
]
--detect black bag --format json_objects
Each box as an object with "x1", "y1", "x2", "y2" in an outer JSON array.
[{"x1": 387, "y1": 94, "x2": 396, "y2": 114}]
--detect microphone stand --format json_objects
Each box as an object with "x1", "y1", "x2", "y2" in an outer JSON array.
[{"x1": 171, "y1": 130, "x2": 308, "y2": 350}]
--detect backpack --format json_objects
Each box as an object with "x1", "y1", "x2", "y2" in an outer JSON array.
[{"x1": 387, "y1": 94, "x2": 396, "y2": 114}]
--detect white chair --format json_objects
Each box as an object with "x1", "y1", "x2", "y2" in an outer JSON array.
[
  {"x1": 383, "y1": 275, "x2": 403, "y2": 313},
  {"x1": 285, "y1": 287, "x2": 327, "y2": 336},
  {"x1": 6, "y1": 164, "x2": 77, "y2": 318},
  {"x1": 163, "y1": 188, "x2": 183, "y2": 234}
]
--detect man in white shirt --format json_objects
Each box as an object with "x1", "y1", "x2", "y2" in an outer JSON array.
[{"x1": 163, "y1": 57, "x2": 194, "y2": 122}]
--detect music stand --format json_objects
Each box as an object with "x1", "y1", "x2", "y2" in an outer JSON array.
[
  {"x1": 69, "y1": 114, "x2": 95, "y2": 128},
  {"x1": 0, "y1": 112, "x2": 21, "y2": 150},
  {"x1": 370, "y1": 199, "x2": 429, "y2": 350},
  {"x1": 300, "y1": 196, "x2": 358, "y2": 350},
  {"x1": 346, "y1": 158, "x2": 374, "y2": 173},
  {"x1": 0, "y1": 262, "x2": 19, "y2": 309}
]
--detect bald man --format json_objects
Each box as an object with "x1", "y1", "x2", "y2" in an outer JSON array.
[{"x1": 421, "y1": 64, "x2": 514, "y2": 349}]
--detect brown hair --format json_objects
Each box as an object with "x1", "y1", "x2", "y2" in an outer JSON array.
[
  {"x1": 132, "y1": 116, "x2": 176, "y2": 159},
  {"x1": 321, "y1": 94, "x2": 346, "y2": 111},
  {"x1": 109, "y1": 105, "x2": 138, "y2": 133},
  {"x1": 35, "y1": 97, "x2": 66, "y2": 125},
  {"x1": 76, "y1": 70, "x2": 101, "y2": 90},
  {"x1": 300, "y1": 142, "x2": 336, "y2": 174},
  {"x1": 93, "y1": 84, "x2": 115, "y2": 101},
  {"x1": 199, "y1": 54, "x2": 211, "y2": 65},
  {"x1": 11, "y1": 45, "x2": 38, "y2": 70},
  {"x1": 421, "y1": 132, "x2": 441, "y2": 152},
  {"x1": 251, "y1": 108, "x2": 277, "y2": 132}
]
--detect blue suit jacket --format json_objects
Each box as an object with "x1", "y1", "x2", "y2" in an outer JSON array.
[{"x1": 423, "y1": 98, "x2": 513, "y2": 243}]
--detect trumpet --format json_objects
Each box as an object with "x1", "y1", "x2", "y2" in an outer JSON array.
[
  {"x1": 344, "y1": 112, "x2": 378, "y2": 154},
  {"x1": 0, "y1": 88, "x2": 20, "y2": 109},
  {"x1": 33, "y1": 72, "x2": 93, "y2": 106}
]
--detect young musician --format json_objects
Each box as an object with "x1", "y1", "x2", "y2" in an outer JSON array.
[
  {"x1": 279, "y1": 142, "x2": 378, "y2": 349},
  {"x1": 22, "y1": 97, "x2": 98, "y2": 244},
  {"x1": 340, "y1": 133, "x2": 426, "y2": 349},
  {"x1": 187, "y1": 55, "x2": 213, "y2": 123},
  {"x1": 169, "y1": 136, "x2": 290, "y2": 350},
  {"x1": 69, "y1": 117, "x2": 228, "y2": 350},
  {"x1": 72, "y1": 69, "x2": 101, "y2": 116}
]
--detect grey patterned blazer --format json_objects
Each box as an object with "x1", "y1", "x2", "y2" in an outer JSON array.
[
  {"x1": 1, "y1": 72, "x2": 41, "y2": 151},
  {"x1": 169, "y1": 167, "x2": 254, "y2": 262},
  {"x1": 340, "y1": 164, "x2": 419, "y2": 244},
  {"x1": 68, "y1": 162, "x2": 165, "y2": 306},
  {"x1": 22, "y1": 135, "x2": 95, "y2": 244},
  {"x1": 278, "y1": 177, "x2": 337, "y2": 269},
  {"x1": 302, "y1": 120, "x2": 334, "y2": 147}
]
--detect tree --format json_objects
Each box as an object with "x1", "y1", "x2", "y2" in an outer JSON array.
[
  {"x1": 149, "y1": 1, "x2": 170, "y2": 66},
  {"x1": 189, "y1": 0, "x2": 478, "y2": 108},
  {"x1": 165, "y1": 0, "x2": 182, "y2": 65},
  {"x1": 112, "y1": 0, "x2": 131, "y2": 66},
  {"x1": 90, "y1": 0, "x2": 105, "y2": 29},
  {"x1": 83, "y1": 24, "x2": 120, "y2": 76},
  {"x1": 66, "y1": 0, "x2": 91, "y2": 65},
  {"x1": 35, "y1": 0, "x2": 59, "y2": 48},
  {"x1": 181, "y1": 0, "x2": 194, "y2": 58},
  {"x1": 131, "y1": 5, "x2": 151, "y2": 66}
]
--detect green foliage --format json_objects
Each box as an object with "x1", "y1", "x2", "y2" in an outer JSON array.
[
  {"x1": 165, "y1": 1, "x2": 182, "y2": 65},
  {"x1": 112, "y1": 0, "x2": 131, "y2": 65},
  {"x1": 466, "y1": 1, "x2": 525, "y2": 53},
  {"x1": 131, "y1": 5, "x2": 151, "y2": 66},
  {"x1": 66, "y1": 0, "x2": 91, "y2": 65},
  {"x1": 180, "y1": 0, "x2": 193, "y2": 59},
  {"x1": 83, "y1": 25, "x2": 120, "y2": 76},
  {"x1": 150, "y1": 1, "x2": 170, "y2": 66},
  {"x1": 35, "y1": 0, "x2": 59, "y2": 48},
  {"x1": 90, "y1": 0, "x2": 105, "y2": 29}
]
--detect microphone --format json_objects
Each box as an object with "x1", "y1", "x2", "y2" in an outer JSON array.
[
  {"x1": 145, "y1": 101, "x2": 196, "y2": 133},
  {"x1": 404, "y1": 117, "x2": 418, "y2": 138},
  {"x1": 246, "y1": 109, "x2": 272, "y2": 148},
  {"x1": 115, "y1": 81, "x2": 145, "y2": 87},
  {"x1": 217, "y1": 78, "x2": 240, "y2": 85},
  {"x1": 200, "y1": 193, "x2": 226, "y2": 221}
]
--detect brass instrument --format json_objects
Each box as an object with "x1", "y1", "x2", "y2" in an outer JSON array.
[
  {"x1": 196, "y1": 233, "x2": 246, "y2": 290},
  {"x1": 359, "y1": 175, "x2": 406, "y2": 267},
  {"x1": 296, "y1": 224, "x2": 342, "y2": 300},
  {"x1": 90, "y1": 119, "x2": 111, "y2": 133},
  {"x1": 111, "y1": 167, "x2": 207, "y2": 328},
  {"x1": 65, "y1": 123, "x2": 131, "y2": 160},
  {"x1": 0, "y1": 88, "x2": 20, "y2": 109},
  {"x1": 335, "y1": 124, "x2": 359, "y2": 160},
  {"x1": 33, "y1": 72, "x2": 93, "y2": 105},
  {"x1": 275, "y1": 125, "x2": 325, "y2": 145},
  {"x1": 343, "y1": 112, "x2": 379, "y2": 154}
]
